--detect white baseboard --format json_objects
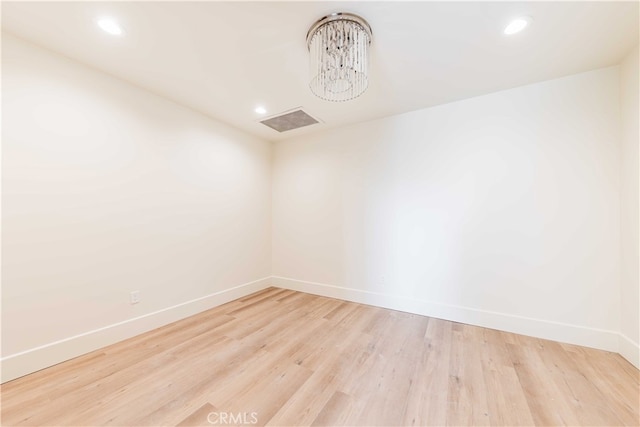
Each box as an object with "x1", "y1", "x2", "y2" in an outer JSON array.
[
  {"x1": 1, "y1": 277, "x2": 272, "y2": 383},
  {"x1": 271, "y1": 276, "x2": 622, "y2": 355},
  {"x1": 4, "y1": 275, "x2": 636, "y2": 383},
  {"x1": 619, "y1": 334, "x2": 640, "y2": 369}
]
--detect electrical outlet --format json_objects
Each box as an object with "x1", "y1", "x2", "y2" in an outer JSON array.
[{"x1": 130, "y1": 290, "x2": 140, "y2": 305}]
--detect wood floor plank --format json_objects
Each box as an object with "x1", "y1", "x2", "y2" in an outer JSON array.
[
  {"x1": 56, "y1": 333, "x2": 233, "y2": 426},
  {"x1": 219, "y1": 362, "x2": 313, "y2": 426},
  {"x1": 567, "y1": 347, "x2": 640, "y2": 425},
  {"x1": 446, "y1": 324, "x2": 489, "y2": 426},
  {"x1": 267, "y1": 316, "x2": 377, "y2": 426},
  {"x1": 1, "y1": 310, "x2": 234, "y2": 406},
  {"x1": 310, "y1": 391, "x2": 355, "y2": 427},
  {"x1": 507, "y1": 342, "x2": 583, "y2": 426},
  {"x1": 536, "y1": 340, "x2": 626, "y2": 426},
  {"x1": 403, "y1": 318, "x2": 452, "y2": 426},
  {"x1": 2, "y1": 288, "x2": 638, "y2": 426},
  {"x1": 176, "y1": 403, "x2": 217, "y2": 427},
  {"x1": 130, "y1": 335, "x2": 277, "y2": 426}
]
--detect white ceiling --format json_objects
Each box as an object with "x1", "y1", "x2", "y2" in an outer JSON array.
[{"x1": 2, "y1": 1, "x2": 638, "y2": 141}]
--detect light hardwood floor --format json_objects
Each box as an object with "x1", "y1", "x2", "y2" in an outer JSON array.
[{"x1": 2, "y1": 287, "x2": 638, "y2": 426}]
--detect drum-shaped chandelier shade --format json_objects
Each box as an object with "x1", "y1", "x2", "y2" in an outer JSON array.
[{"x1": 306, "y1": 13, "x2": 372, "y2": 102}]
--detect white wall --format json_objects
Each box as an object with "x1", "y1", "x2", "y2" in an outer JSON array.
[
  {"x1": 1, "y1": 34, "x2": 272, "y2": 381},
  {"x1": 620, "y1": 46, "x2": 640, "y2": 367},
  {"x1": 273, "y1": 67, "x2": 623, "y2": 354}
]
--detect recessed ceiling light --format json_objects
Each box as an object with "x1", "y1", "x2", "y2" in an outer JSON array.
[
  {"x1": 97, "y1": 17, "x2": 124, "y2": 36},
  {"x1": 255, "y1": 106, "x2": 267, "y2": 115},
  {"x1": 503, "y1": 17, "x2": 532, "y2": 35}
]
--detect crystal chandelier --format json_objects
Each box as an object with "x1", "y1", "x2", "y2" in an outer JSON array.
[{"x1": 306, "y1": 13, "x2": 372, "y2": 102}]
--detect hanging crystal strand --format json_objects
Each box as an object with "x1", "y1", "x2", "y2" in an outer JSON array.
[
  {"x1": 353, "y1": 25, "x2": 357, "y2": 100},
  {"x1": 360, "y1": 25, "x2": 366, "y2": 95}
]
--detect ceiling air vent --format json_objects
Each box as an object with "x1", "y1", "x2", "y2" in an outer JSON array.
[{"x1": 260, "y1": 109, "x2": 319, "y2": 132}]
